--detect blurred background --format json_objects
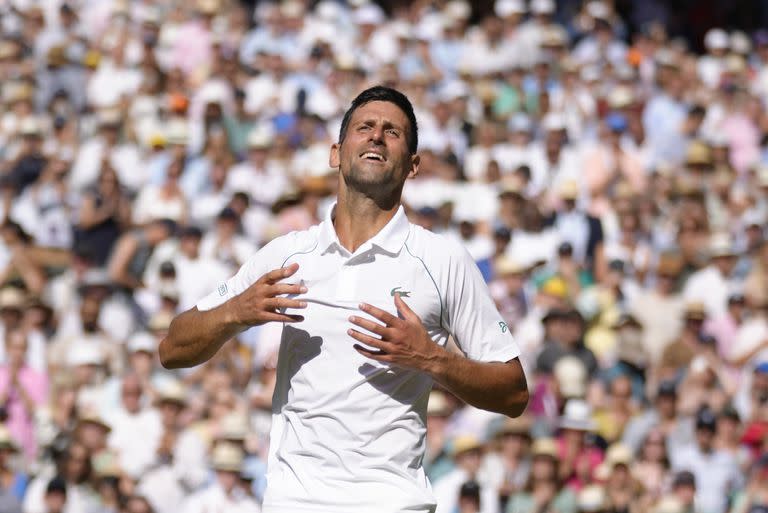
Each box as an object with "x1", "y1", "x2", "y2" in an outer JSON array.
[{"x1": 1, "y1": 1, "x2": 768, "y2": 513}]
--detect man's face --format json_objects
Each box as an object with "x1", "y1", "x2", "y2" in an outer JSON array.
[
  {"x1": 674, "y1": 484, "x2": 696, "y2": 506},
  {"x1": 456, "y1": 448, "x2": 482, "y2": 475},
  {"x1": 696, "y1": 427, "x2": 715, "y2": 452},
  {"x1": 656, "y1": 395, "x2": 676, "y2": 417},
  {"x1": 330, "y1": 101, "x2": 419, "y2": 201}
]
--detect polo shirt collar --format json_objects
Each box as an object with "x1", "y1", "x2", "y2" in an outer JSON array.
[{"x1": 318, "y1": 202, "x2": 410, "y2": 256}]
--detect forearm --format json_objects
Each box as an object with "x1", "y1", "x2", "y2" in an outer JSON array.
[
  {"x1": 159, "y1": 303, "x2": 245, "y2": 369},
  {"x1": 425, "y1": 349, "x2": 529, "y2": 417}
]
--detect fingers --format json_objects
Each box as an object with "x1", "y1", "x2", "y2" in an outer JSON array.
[
  {"x1": 353, "y1": 344, "x2": 391, "y2": 361},
  {"x1": 269, "y1": 283, "x2": 308, "y2": 296},
  {"x1": 348, "y1": 315, "x2": 390, "y2": 337},
  {"x1": 259, "y1": 263, "x2": 299, "y2": 284},
  {"x1": 347, "y1": 328, "x2": 393, "y2": 353},
  {"x1": 261, "y1": 312, "x2": 305, "y2": 323},
  {"x1": 265, "y1": 298, "x2": 307, "y2": 310},
  {"x1": 359, "y1": 303, "x2": 401, "y2": 326}
]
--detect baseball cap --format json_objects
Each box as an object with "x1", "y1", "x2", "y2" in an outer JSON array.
[
  {"x1": 656, "y1": 380, "x2": 677, "y2": 398},
  {"x1": 127, "y1": 332, "x2": 156, "y2": 354},
  {"x1": 217, "y1": 207, "x2": 239, "y2": 221},
  {"x1": 180, "y1": 225, "x2": 203, "y2": 239},
  {"x1": 695, "y1": 408, "x2": 717, "y2": 432}
]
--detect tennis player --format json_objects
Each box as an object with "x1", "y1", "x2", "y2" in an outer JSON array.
[{"x1": 160, "y1": 86, "x2": 528, "y2": 513}]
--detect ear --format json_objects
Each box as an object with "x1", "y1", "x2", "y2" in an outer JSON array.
[
  {"x1": 407, "y1": 154, "x2": 420, "y2": 180},
  {"x1": 329, "y1": 143, "x2": 340, "y2": 169}
]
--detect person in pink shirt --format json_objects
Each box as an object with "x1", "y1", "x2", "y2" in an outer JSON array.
[
  {"x1": 583, "y1": 113, "x2": 647, "y2": 218},
  {"x1": 170, "y1": 0, "x2": 217, "y2": 79},
  {"x1": 556, "y1": 399, "x2": 604, "y2": 491},
  {"x1": 0, "y1": 330, "x2": 49, "y2": 463}
]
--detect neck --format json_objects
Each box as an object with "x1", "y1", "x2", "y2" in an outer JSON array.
[{"x1": 333, "y1": 188, "x2": 400, "y2": 253}]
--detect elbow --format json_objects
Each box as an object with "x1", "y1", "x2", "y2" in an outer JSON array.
[
  {"x1": 158, "y1": 336, "x2": 184, "y2": 369},
  {"x1": 505, "y1": 387, "x2": 530, "y2": 418}
]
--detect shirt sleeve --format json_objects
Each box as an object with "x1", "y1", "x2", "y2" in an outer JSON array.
[
  {"x1": 195, "y1": 234, "x2": 293, "y2": 312},
  {"x1": 442, "y1": 241, "x2": 521, "y2": 363}
]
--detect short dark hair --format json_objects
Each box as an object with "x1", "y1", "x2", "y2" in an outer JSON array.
[{"x1": 338, "y1": 86, "x2": 418, "y2": 154}]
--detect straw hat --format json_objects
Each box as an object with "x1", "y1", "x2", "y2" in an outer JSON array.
[
  {"x1": 148, "y1": 310, "x2": 174, "y2": 332},
  {"x1": 558, "y1": 399, "x2": 596, "y2": 431},
  {"x1": 0, "y1": 426, "x2": 19, "y2": 452},
  {"x1": 211, "y1": 443, "x2": 244, "y2": 472},
  {"x1": 707, "y1": 232, "x2": 738, "y2": 258},
  {"x1": 554, "y1": 356, "x2": 588, "y2": 399},
  {"x1": 531, "y1": 437, "x2": 558, "y2": 458},
  {"x1": 493, "y1": 415, "x2": 533, "y2": 438},
  {"x1": 77, "y1": 410, "x2": 112, "y2": 433},
  {"x1": 217, "y1": 413, "x2": 249, "y2": 442},
  {"x1": 154, "y1": 380, "x2": 187, "y2": 407},
  {"x1": 92, "y1": 450, "x2": 122, "y2": 478},
  {"x1": 558, "y1": 180, "x2": 580, "y2": 200},
  {"x1": 67, "y1": 343, "x2": 106, "y2": 367},
  {"x1": 653, "y1": 496, "x2": 685, "y2": 513},
  {"x1": 685, "y1": 141, "x2": 712, "y2": 166},
  {"x1": 246, "y1": 124, "x2": 275, "y2": 149},
  {"x1": 450, "y1": 435, "x2": 483, "y2": 457},
  {"x1": 427, "y1": 390, "x2": 451, "y2": 417},
  {"x1": 578, "y1": 485, "x2": 607, "y2": 512},
  {"x1": 494, "y1": 256, "x2": 527, "y2": 276},
  {"x1": 0, "y1": 287, "x2": 25, "y2": 310},
  {"x1": 683, "y1": 301, "x2": 707, "y2": 321},
  {"x1": 595, "y1": 443, "x2": 633, "y2": 477},
  {"x1": 127, "y1": 332, "x2": 156, "y2": 354}
]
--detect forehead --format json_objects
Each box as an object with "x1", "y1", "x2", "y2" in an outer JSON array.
[{"x1": 349, "y1": 101, "x2": 410, "y2": 128}]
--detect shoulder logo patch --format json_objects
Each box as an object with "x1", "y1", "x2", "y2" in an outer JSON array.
[
  {"x1": 218, "y1": 283, "x2": 228, "y2": 296},
  {"x1": 499, "y1": 321, "x2": 508, "y2": 333}
]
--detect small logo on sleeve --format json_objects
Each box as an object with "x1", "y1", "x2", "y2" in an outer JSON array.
[
  {"x1": 218, "y1": 283, "x2": 228, "y2": 296},
  {"x1": 498, "y1": 321, "x2": 508, "y2": 333},
  {"x1": 390, "y1": 287, "x2": 411, "y2": 297}
]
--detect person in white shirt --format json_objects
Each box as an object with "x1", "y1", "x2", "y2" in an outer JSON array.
[
  {"x1": 683, "y1": 233, "x2": 740, "y2": 319},
  {"x1": 182, "y1": 443, "x2": 261, "y2": 513},
  {"x1": 432, "y1": 436, "x2": 499, "y2": 513},
  {"x1": 106, "y1": 373, "x2": 162, "y2": 480},
  {"x1": 160, "y1": 86, "x2": 529, "y2": 513}
]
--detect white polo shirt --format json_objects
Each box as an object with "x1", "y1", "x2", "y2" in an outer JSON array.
[{"x1": 197, "y1": 204, "x2": 521, "y2": 513}]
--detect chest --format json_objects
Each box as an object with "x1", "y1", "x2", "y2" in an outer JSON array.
[{"x1": 287, "y1": 250, "x2": 444, "y2": 332}]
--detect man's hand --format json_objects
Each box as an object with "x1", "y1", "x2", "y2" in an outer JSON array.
[
  {"x1": 228, "y1": 263, "x2": 308, "y2": 327},
  {"x1": 348, "y1": 293, "x2": 440, "y2": 371}
]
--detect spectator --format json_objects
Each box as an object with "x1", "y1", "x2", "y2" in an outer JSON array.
[
  {"x1": 670, "y1": 408, "x2": 744, "y2": 513},
  {"x1": 1, "y1": 2, "x2": 768, "y2": 512},
  {"x1": 0, "y1": 426, "x2": 25, "y2": 513},
  {"x1": 0, "y1": 330, "x2": 47, "y2": 463}
]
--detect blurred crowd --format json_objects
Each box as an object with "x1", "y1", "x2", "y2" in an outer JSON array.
[{"x1": 0, "y1": 0, "x2": 768, "y2": 512}]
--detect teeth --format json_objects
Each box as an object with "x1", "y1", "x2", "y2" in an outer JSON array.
[{"x1": 362, "y1": 152, "x2": 384, "y2": 161}]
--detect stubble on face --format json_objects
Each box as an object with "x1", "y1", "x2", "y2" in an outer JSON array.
[{"x1": 334, "y1": 101, "x2": 416, "y2": 203}]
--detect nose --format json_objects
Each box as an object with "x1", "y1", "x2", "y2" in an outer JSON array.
[{"x1": 369, "y1": 124, "x2": 385, "y2": 144}]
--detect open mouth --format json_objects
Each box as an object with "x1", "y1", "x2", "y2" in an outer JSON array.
[{"x1": 360, "y1": 151, "x2": 386, "y2": 162}]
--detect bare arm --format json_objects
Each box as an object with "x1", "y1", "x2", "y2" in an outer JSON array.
[
  {"x1": 729, "y1": 339, "x2": 768, "y2": 367},
  {"x1": 159, "y1": 264, "x2": 307, "y2": 369},
  {"x1": 78, "y1": 194, "x2": 114, "y2": 229},
  {"x1": 107, "y1": 234, "x2": 141, "y2": 289},
  {"x1": 348, "y1": 295, "x2": 529, "y2": 417},
  {"x1": 427, "y1": 351, "x2": 528, "y2": 417}
]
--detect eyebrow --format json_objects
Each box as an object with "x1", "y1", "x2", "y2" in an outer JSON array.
[{"x1": 357, "y1": 118, "x2": 405, "y2": 131}]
